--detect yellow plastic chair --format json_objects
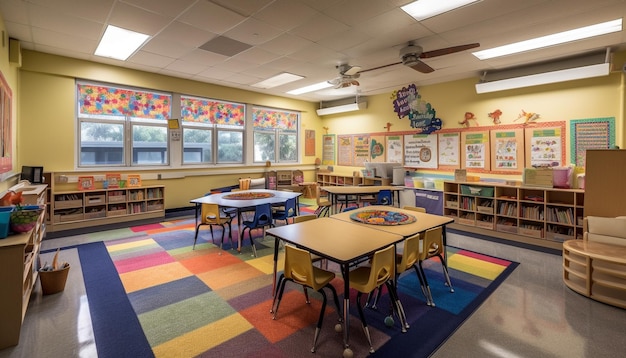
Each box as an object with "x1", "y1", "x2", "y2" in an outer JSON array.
[
  {"x1": 314, "y1": 186, "x2": 331, "y2": 217},
  {"x1": 348, "y1": 245, "x2": 404, "y2": 354},
  {"x1": 403, "y1": 205, "x2": 426, "y2": 213},
  {"x1": 193, "y1": 203, "x2": 233, "y2": 252},
  {"x1": 271, "y1": 245, "x2": 342, "y2": 353},
  {"x1": 292, "y1": 215, "x2": 327, "y2": 268},
  {"x1": 418, "y1": 227, "x2": 454, "y2": 306}
]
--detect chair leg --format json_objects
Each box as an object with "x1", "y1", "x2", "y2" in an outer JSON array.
[
  {"x1": 326, "y1": 283, "x2": 343, "y2": 321},
  {"x1": 385, "y1": 281, "x2": 408, "y2": 332},
  {"x1": 411, "y1": 265, "x2": 431, "y2": 305},
  {"x1": 271, "y1": 275, "x2": 288, "y2": 319},
  {"x1": 355, "y1": 292, "x2": 374, "y2": 354},
  {"x1": 226, "y1": 222, "x2": 234, "y2": 250},
  {"x1": 193, "y1": 224, "x2": 201, "y2": 250},
  {"x1": 418, "y1": 261, "x2": 435, "y2": 307},
  {"x1": 437, "y1": 253, "x2": 455, "y2": 293},
  {"x1": 311, "y1": 289, "x2": 328, "y2": 353}
]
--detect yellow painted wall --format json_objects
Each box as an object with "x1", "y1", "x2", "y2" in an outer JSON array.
[
  {"x1": 0, "y1": 16, "x2": 21, "y2": 192},
  {"x1": 12, "y1": 46, "x2": 626, "y2": 208},
  {"x1": 321, "y1": 65, "x2": 625, "y2": 178}
]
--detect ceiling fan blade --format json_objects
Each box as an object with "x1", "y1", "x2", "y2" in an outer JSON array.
[
  {"x1": 410, "y1": 60, "x2": 435, "y2": 73},
  {"x1": 420, "y1": 43, "x2": 480, "y2": 59},
  {"x1": 359, "y1": 61, "x2": 402, "y2": 74}
]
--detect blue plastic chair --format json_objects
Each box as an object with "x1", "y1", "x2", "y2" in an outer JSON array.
[
  {"x1": 240, "y1": 203, "x2": 273, "y2": 257},
  {"x1": 376, "y1": 189, "x2": 393, "y2": 205},
  {"x1": 273, "y1": 197, "x2": 297, "y2": 225}
]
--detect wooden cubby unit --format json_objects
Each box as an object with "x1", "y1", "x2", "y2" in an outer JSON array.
[
  {"x1": 444, "y1": 181, "x2": 584, "y2": 249},
  {"x1": 48, "y1": 185, "x2": 164, "y2": 232},
  {"x1": 0, "y1": 186, "x2": 46, "y2": 349},
  {"x1": 316, "y1": 172, "x2": 391, "y2": 187}
]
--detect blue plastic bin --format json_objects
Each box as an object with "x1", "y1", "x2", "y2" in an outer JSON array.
[{"x1": 0, "y1": 206, "x2": 14, "y2": 239}]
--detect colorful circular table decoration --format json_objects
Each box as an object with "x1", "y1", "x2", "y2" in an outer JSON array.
[
  {"x1": 350, "y1": 209, "x2": 416, "y2": 226},
  {"x1": 223, "y1": 192, "x2": 274, "y2": 200}
]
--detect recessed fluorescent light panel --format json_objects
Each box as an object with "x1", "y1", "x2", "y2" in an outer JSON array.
[
  {"x1": 475, "y1": 63, "x2": 610, "y2": 94},
  {"x1": 95, "y1": 25, "x2": 150, "y2": 60},
  {"x1": 286, "y1": 81, "x2": 333, "y2": 95},
  {"x1": 401, "y1": 0, "x2": 481, "y2": 21},
  {"x1": 252, "y1": 72, "x2": 304, "y2": 89},
  {"x1": 473, "y1": 18, "x2": 623, "y2": 60}
]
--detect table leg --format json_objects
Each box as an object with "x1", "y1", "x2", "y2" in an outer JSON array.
[
  {"x1": 442, "y1": 225, "x2": 448, "y2": 266},
  {"x1": 272, "y1": 235, "x2": 279, "y2": 296},
  {"x1": 342, "y1": 263, "x2": 350, "y2": 350}
]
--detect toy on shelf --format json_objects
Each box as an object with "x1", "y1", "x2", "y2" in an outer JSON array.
[
  {"x1": 515, "y1": 110, "x2": 540, "y2": 125},
  {"x1": 488, "y1": 109, "x2": 502, "y2": 124},
  {"x1": 459, "y1": 112, "x2": 478, "y2": 127}
]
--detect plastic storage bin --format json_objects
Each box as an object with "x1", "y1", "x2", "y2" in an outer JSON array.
[{"x1": 0, "y1": 206, "x2": 13, "y2": 239}]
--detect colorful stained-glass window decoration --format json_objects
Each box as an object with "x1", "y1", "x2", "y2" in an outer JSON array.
[
  {"x1": 252, "y1": 106, "x2": 298, "y2": 131},
  {"x1": 77, "y1": 83, "x2": 171, "y2": 120},
  {"x1": 180, "y1": 96, "x2": 245, "y2": 127}
]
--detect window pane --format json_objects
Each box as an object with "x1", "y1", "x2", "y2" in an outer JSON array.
[
  {"x1": 183, "y1": 128, "x2": 212, "y2": 164},
  {"x1": 217, "y1": 130, "x2": 243, "y2": 163},
  {"x1": 132, "y1": 125, "x2": 167, "y2": 165},
  {"x1": 279, "y1": 133, "x2": 297, "y2": 161},
  {"x1": 254, "y1": 131, "x2": 275, "y2": 162},
  {"x1": 80, "y1": 122, "x2": 124, "y2": 166}
]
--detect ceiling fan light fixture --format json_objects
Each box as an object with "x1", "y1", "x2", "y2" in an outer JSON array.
[{"x1": 402, "y1": 54, "x2": 421, "y2": 67}]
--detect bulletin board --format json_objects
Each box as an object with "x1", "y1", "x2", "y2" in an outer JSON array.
[
  {"x1": 525, "y1": 122, "x2": 566, "y2": 168},
  {"x1": 461, "y1": 130, "x2": 491, "y2": 172},
  {"x1": 305, "y1": 129, "x2": 315, "y2": 156},
  {"x1": 438, "y1": 132, "x2": 461, "y2": 170},
  {"x1": 490, "y1": 128, "x2": 524, "y2": 173}
]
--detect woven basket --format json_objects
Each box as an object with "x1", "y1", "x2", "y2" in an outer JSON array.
[{"x1": 10, "y1": 207, "x2": 43, "y2": 233}]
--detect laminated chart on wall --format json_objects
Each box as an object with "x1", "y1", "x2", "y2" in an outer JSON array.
[
  {"x1": 404, "y1": 133, "x2": 438, "y2": 169},
  {"x1": 352, "y1": 135, "x2": 370, "y2": 166},
  {"x1": 438, "y1": 132, "x2": 460, "y2": 169},
  {"x1": 386, "y1": 135, "x2": 404, "y2": 164},
  {"x1": 337, "y1": 135, "x2": 353, "y2": 166},
  {"x1": 461, "y1": 131, "x2": 490, "y2": 171},
  {"x1": 369, "y1": 135, "x2": 386, "y2": 162},
  {"x1": 569, "y1": 117, "x2": 615, "y2": 167},
  {"x1": 305, "y1": 129, "x2": 315, "y2": 156},
  {"x1": 321, "y1": 134, "x2": 335, "y2": 165},
  {"x1": 490, "y1": 128, "x2": 524, "y2": 173},
  {"x1": 525, "y1": 126, "x2": 565, "y2": 168}
]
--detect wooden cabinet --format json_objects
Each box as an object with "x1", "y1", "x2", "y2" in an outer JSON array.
[
  {"x1": 265, "y1": 170, "x2": 304, "y2": 191},
  {"x1": 0, "y1": 200, "x2": 46, "y2": 348},
  {"x1": 49, "y1": 186, "x2": 164, "y2": 232},
  {"x1": 444, "y1": 181, "x2": 584, "y2": 246}
]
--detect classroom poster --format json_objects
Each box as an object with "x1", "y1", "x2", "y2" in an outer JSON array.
[
  {"x1": 353, "y1": 135, "x2": 370, "y2": 166},
  {"x1": 369, "y1": 135, "x2": 386, "y2": 162},
  {"x1": 527, "y1": 128, "x2": 563, "y2": 167},
  {"x1": 304, "y1": 129, "x2": 315, "y2": 156},
  {"x1": 337, "y1": 135, "x2": 353, "y2": 166},
  {"x1": 404, "y1": 133, "x2": 437, "y2": 168},
  {"x1": 462, "y1": 131, "x2": 489, "y2": 170},
  {"x1": 570, "y1": 117, "x2": 615, "y2": 166},
  {"x1": 438, "y1": 132, "x2": 460, "y2": 166},
  {"x1": 494, "y1": 132, "x2": 518, "y2": 169},
  {"x1": 322, "y1": 134, "x2": 335, "y2": 165},
  {"x1": 386, "y1": 135, "x2": 403, "y2": 164}
]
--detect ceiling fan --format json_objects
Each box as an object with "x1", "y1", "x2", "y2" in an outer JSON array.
[
  {"x1": 327, "y1": 64, "x2": 362, "y2": 88},
  {"x1": 360, "y1": 41, "x2": 480, "y2": 74}
]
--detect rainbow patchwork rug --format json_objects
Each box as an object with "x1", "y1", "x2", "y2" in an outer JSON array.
[{"x1": 74, "y1": 218, "x2": 517, "y2": 358}]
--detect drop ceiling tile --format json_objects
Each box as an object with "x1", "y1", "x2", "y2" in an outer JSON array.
[
  {"x1": 28, "y1": 5, "x2": 103, "y2": 40},
  {"x1": 179, "y1": 49, "x2": 228, "y2": 66},
  {"x1": 108, "y1": 2, "x2": 171, "y2": 35},
  {"x1": 258, "y1": 33, "x2": 313, "y2": 56},
  {"x1": 290, "y1": 13, "x2": 350, "y2": 42},
  {"x1": 120, "y1": 0, "x2": 196, "y2": 18},
  {"x1": 211, "y1": 0, "x2": 274, "y2": 17},
  {"x1": 223, "y1": 18, "x2": 283, "y2": 46},
  {"x1": 199, "y1": 36, "x2": 252, "y2": 57},
  {"x1": 153, "y1": 21, "x2": 216, "y2": 48},
  {"x1": 317, "y1": 29, "x2": 371, "y2": 52},
  {"x1": 128, "y1": 50, "x2": 176, "y2": 68},
  {"x1": 178, "y1": 1, "x2": 245, "y2": 34},
  {"x1": 253, "y1": 0, "x2": 319, "y2": 31},
  {"x1": 165, "y1": 59, "x2": 208, "y2": 75},
  {"x1": 141, "y1": 37, "x2": 196, "y2": 58},
  {"x1": 233, "y1": 47, "x2": 282, "y2": 65}
]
